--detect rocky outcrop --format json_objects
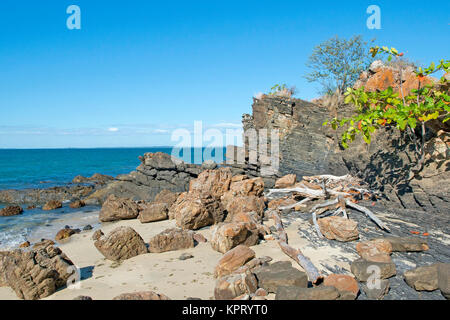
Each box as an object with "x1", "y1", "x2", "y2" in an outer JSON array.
[
  {"x1": 0, "y1": 205, "x2": 23, "y2": 216},
  {"x1": 148, "y1": 228, "x2": 195, "y2": 253},
  {"x1": 0, "y1": 241, "x2": 75, "y2": 300},
  {"x1": 69, "y1": 200, "x2": 85, "y2": 209},
  {"x1": 241, "y1": 90, "x2": 449, "y2": 214},
  {"x1": 93, "y1": 227, "x2": 148, "y2": 261},
  {"x1": 214, "y1": 267, "x2": 258, "y2": 300},
  {"x1": 0, "y1": 185, "x2": 94, "y2": 206},
  {"x1": 72, "y1": 173, "x2": 114, "y2": 185},
  {"x1": 99, "y1": 194, "x2": 139, "y2": 222}
]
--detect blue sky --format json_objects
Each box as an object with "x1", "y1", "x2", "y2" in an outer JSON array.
[{"x1": 0, "y1": 0, "x2": 448, "y2": 148}]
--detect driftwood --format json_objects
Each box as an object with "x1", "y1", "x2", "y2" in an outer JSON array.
[
  {"x1": 266, "y1": 174, "x2": 389, "y2": 235},
  {"x1": 268, "y1": 209, "x2": 322, "y2": 284}
]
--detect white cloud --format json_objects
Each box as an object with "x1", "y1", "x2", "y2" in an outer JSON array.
[{"x1": 108, "y1": 127, "x2": 119, "y2": 132}]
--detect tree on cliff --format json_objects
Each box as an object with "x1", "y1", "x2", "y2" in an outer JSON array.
[{"x1": 305, "y1": 35, "x2": 374, "y2": 95}]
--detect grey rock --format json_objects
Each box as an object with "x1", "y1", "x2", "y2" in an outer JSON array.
[
  {"x1": 361, "y1": 279, "x2": 390, "y2": 300},
  {"x1": 351, "y1": 258, "x2": 396, "y2": 282},
  {"x1": 404, "y1": 264, "x2": 439, "y2": 291},
  {"x1": 275, "y1": 285, "x2": 340, "y2": 300}
]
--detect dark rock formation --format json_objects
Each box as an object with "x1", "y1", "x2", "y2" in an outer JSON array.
[
  {"x1": 0, "y1": 205, "x2": 23, "y2": 216},
  {"x1": 253, "y1": 261, "x2": 308, "y2": 293}
]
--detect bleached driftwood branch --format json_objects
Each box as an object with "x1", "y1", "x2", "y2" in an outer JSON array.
[{"x1": 268, "y1": 209, "x2": 322, "y2": 284}]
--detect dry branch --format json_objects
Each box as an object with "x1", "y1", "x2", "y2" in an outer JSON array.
[{"x1": 268, "y1": 209, "x2": 322, "y2": 284}]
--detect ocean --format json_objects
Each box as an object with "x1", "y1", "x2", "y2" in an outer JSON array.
[{"x1": 0, "y1": 147, "x2": 226, "y2": 250}]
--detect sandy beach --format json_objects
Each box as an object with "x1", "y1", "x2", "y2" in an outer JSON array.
[{"x1": 0, "y1": 209, "x2": 358, "y2": 300}]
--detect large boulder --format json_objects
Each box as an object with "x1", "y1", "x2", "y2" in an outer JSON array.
[
  {"x1": 153, "y1": 189, "x2": 180, "y2": 207},
  {"x1": 222, "y1": 195, "x2": 266, "y2": 221},
  {"x1": 113, "y1": 291, "x2": 170, "y2": 300},
  {"x1": 93, "y1": 227, "x2": 148, "y2": 261},
  {"x1": 0, "y1": 242, "x2": 75, "y2": 300},
  {"x1": 317, "y1": 216, "x2": 359, "y2": 242},
  {"x1": 379, "y1": 237, "x2": 429, "y2": 252},
  {"x1": 0, "y1": 205, "x2": 23, "y2": 216},
  {"x1": 171, "y1": 193, "x2": 225, "y2": 230},
  {"x1": 148, "y1": 228, "x2": 195, "y2": 253},
  {"x1": 274, "y1": 174, "x2": 296, "y2": 188},
  {"x1": 214, "y1": 245, "x2": 256, "y2": 278},
  {"x1": 437, "y1": 263, "x2": 450, "y2": 299},
  {"x1": 99, "y1": 194, "x2": 139, "y2": 222},
  {"x1": 254, "y1": 261, "x2": 308, "y2": 293},
  {"x1": 69, "y1": 200, "x2": 85, "y2": 209},
  {"x1": 210, "y1": 222, "x2": 259, "y2": 254}
]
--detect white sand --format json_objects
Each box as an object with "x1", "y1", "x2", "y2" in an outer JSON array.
[{"x1": 0, "y1": 212, "x2": 356, "y2": 300}]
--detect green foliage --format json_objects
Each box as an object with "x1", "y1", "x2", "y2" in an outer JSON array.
[
  {"x1": 323, "y1": 46, "x2": 449, "y2": 169},
  {"x1": 305, "y1": 35, "x2": 375, "y2": 95},
  {"x1": 268, "y1": 83, "x2": 296, "y2": 97}
]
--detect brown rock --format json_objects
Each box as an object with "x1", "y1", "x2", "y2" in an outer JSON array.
[
  {"x1": 275, "y1": 174, "x2": 297, "y2": 188},
  {"x1": 437, "y1": 263, "x2": 450, "y2": 299},
  {"x1": 148, "y1": 228, "x2": 194, "y2": 253},
  {"x1": 323, "y1": 274, "x2": 359, "y2": 297},
  {"x1": 254, "y1": 261, "x2": 308, "y2": 293},
  {"x1": 99, "y1": 194, "x2": 139, "y2": 222},
  {"x1": 138, "y1": 202, "x2": 168, "y2": 223},
  {"x1": 42, "y1": 200, "x2": 62, "y2": 211},
  {"x1": 0, "y1": 205, "x2": 23, "y2": 216},
  {"x1": 211, "y1": 222, "x2": 259, "y2": 254},
  {"x1": 214, "y1": 268, "x2": 258, "y2": 300},
  {"x1": 153, "y1": 189, "x2": 180, "y2": 207},
  {"x1": 318, "y1": 216, "x2": 359, "y2": 242},
  {"x1": 0, "y1": 241, "x2": 75, "y2": 300},
  {"x1": 55, "y1": 228, "x2": 77, "y2": 241},
  {"x1": 69, "y1": 200, "x2": 85, "y2": 209},
  {"x1": 356, "y1": 239, "x2": 393, "y2": 263},
  {"x1": 221, "y1": 194, "x2": 266, "y2": 220},
  {"x1": 228, "y1": 176, "x2": 264, "y2": 197},
  {"x1": 404, "y1": 264, "x2": 439, "y2": 291},
  {"x1": 171, "y1": 192, "x2": 225, "y2": 230},
  {"x1": 32, "y1": 239, "x2": 55, "y2": 250},
  {"x1": 94, "y1": 227, "x2": 148, "y2": 261},
  {"x1": 19, "y1": 241, "x2": 30, "y2": 248},
  {"x1": 214, "y1": 245, "x2": 256, "y2": 278},
  {"x1": 268, "y1": 197, "x2": 297, "y2": 209},
  {"x1": 113, "y1": 291, "x2": 170, "y2": 300},
  {"x1": 189, "y1": 167, "x2": 232, "y2": 198}
]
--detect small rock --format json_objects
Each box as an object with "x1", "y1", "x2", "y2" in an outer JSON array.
[
  {"x1": 276, "y1": 286, "x2": 340, "y2": 300},
  {"x1": 318, "y1": 216, "x2": 359, "y2": 242},
  {"x1": 113, "y1": 291, "x2": 170, "y2": 300},
  {"x1": 380, "y1": 237, "x2": 429, "y2": 252},
  {"x1": 254, "y1": 261, "x2": 308, "y2": 293},
  {"x1": 274, "y1": 174, "x2": 297, "y2": 188},
  {"x1": 351, "y1": 258, "x2": 396, "y2": 282},
  {"x1": 42, "y1": 200, "x2": 62, "y2": 211},
  {"x1": 404, "y1": 264, "x2": 439, "y2": 291},
  {"x1": 356, "y1": 239, "x2": 392, "y2": 263},
  {"x1": 69, "y1": 200, "x2": 85, "y2": 209},
  {"x1": 437, "y1": 263, "x2": 450, "y2": 299},
  {"x1": 179, "y1": 253, "x2": 194, "y2": 260},
  {"x1": 73, "y1": 295, "x2": 93, "y2": 300},
  {"x1": 83, "y1": 224, "x2": 93, "y2": 231},
  {"x1": 323, "y1": 274, "x2": 359, "y2": 298},
  {"x1": 193, "y1": 233, "x2": 208, "y2": 243},
  {"x1": 0, "y1": 205, "x2": 23, "y2": 216},
  {"x1": 254, "y1": 288, "x2": 268, "y2": 296},
  {"x1": 148, "y1": 228, "x2": 194, "y2": 253},
  {"x1": 361, "y1": 279, "x2": 390, "y2": 300},
  {"x1": 214, "y1": 245, "x2": 255, "y2": 278},
  {"x1": 19, "y1": 241, "x2": 30, "y2": 248},
  {"x1": 55, "y1": 228, "x2": 77, "y2": 241}
]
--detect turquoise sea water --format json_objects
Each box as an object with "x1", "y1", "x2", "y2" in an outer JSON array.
[{"x1": 0, "y1": 147, "x2": 225, "y2": 249}]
